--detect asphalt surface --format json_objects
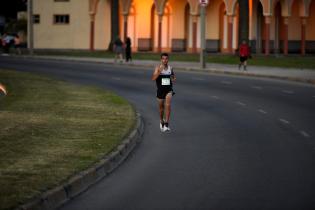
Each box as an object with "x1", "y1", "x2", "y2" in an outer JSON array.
[{"x1": 1, "y1": 56, "x2": 315, "y2": 210}]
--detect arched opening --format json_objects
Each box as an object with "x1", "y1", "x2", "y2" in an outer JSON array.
[
  {"x1": 127, "y1": 4, "x2": 136, "y2": 51},
  {"x1": 234, "y1": 3, "x2": 240, "y2": 50},
  {"x1": 306, "y1": 0, "x2": 315, "y2": 53},
  {"x1": 162, "y1": 3, "x2": 171, "y2": 51},
  {"x1": 219, "y1": 2, "x2": 227, "y2": 52},
  {"x1": 150, "y1": 2, "x2": 171, "y2": 52},
  {"x1": 256, "y1": 1, "x2": 263, "y2": 54},
  {"x1": 274, "y1": 1, "x2": 282, "y2": 54},
  {"x1": 150, "y1": 4, "x2": 155, "y2": 51},
  {"x1": 289, "y1": 0, "x2": 302, "y2": 53},
  {"x1": 184, "y1": 3, "x2": 190, "y2": 51}
]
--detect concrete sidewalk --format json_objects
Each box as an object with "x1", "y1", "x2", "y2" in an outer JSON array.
[{"x1": 26, "y1": 55, "x2": 315, "y2": 85}]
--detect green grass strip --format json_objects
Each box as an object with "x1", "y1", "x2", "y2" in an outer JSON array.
[
  {"x1": 34, "y1": 50, "x2": 315, "y2": 70},
  {"x1": 0, "y1": 69, "x2": 135, "y2": 210}
]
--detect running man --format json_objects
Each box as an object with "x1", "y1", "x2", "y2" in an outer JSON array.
[{"x1": 152, "y1": 53, "x2": 176, "y2": 132}]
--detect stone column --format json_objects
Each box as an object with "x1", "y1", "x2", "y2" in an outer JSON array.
[
  {"x1": 89, "y1": 13, "x2": 95, "y2": 51},
  {"x1": 264, "y1": 15, "x2": 271, "y2": 55},
  {"x1": 192, "y1": 15, "x2": 198, "y2": 53},
  {"x1": 27, "y1": 0, "x2": 34, "y2": 54},
  {"x1": 283, "y1": 17, "x2": 289, "y2": 55},
  {"x1": 158, "y1": 15, "x2": 163, "y2": 52},
  {"x1": 123, "y1": 14, "x2": 128, "y2": 42},
  {"x1": 301, "y1": 17, "x2": 307, "y2": 55},
  {"x1": 227, "y1": 15, "x2": 234, "y2": 54}
]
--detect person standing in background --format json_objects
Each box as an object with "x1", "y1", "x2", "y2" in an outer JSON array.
[
  {"x1": 125, "y1": 37, "x2": 132, "y2": 63},
  {"x1": 238, "y1": 40, "x2": 251, "y2": 71},
  {"x1": 14, "y1": 34, "x2": 22, "y2": 55},
  {"x1": 113, "y1": 36, "x2": 124, "y2": 63}
]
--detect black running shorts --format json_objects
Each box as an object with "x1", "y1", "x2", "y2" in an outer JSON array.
[
  {"x1": 240, "y1": 56, "x2": 248, "y2": 62},
  {"x1": 157, "y1": 88, "x2": 174, "y2": 99}
]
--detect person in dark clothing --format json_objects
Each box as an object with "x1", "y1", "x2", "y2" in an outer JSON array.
[
  {"x1": 238, "y1": 40, "x2": 251, "y2": 71},
  {"x1": 125, "y1": 37, "x2": 132, "y2": 63},
  {"x1": 113, "y1": 36, "x2": 124, "y2": 63}
]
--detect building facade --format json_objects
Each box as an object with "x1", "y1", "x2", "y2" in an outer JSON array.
[{"x1": 32, "y1": 0, "x2": 315, "y2": 55}]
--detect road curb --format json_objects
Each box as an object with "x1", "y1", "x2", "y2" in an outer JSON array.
[
  {"x1": 21, "y1": 55, "x2": 315, "y2": 85},
  {"x1": 16, "y1": 111, "x2": 144, "y2": 210},
  {"x1": 182, "y1": 67, "x2": 315, "y2": 85}
]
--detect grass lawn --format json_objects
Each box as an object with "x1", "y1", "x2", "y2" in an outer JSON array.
[
  {"x1": 34, "y1": 50, "x2": 315, "y2": 70},
  {"x1": 0, "y1": 69, "x2": 135, "y2": 210}
]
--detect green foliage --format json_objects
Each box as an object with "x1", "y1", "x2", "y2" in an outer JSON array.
[
  {"x1": 4, "y1": 18, "x2": 27, "y2": 34},
  {"x1": 33, "y1": 50, "x2": 315, "y2": 70}
]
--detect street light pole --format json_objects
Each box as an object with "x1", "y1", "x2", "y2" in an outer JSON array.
[
  {"x1": 200, "y1": 3, "x2": 206, "y2": 69},
  {"x1": 27, "y1": 0, "x2": 34, "y2": 55}
]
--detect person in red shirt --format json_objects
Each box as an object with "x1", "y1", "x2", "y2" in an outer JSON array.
[{"x1": 238, "y1": 40, "x2": 251, "y2": 71}]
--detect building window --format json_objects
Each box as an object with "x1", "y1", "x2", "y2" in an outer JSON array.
[
  {"x1": 33, "y1": 14, "x2": 40, "y2": 24},
  {"x1": 54, "y1": 15, "x2": 70, "y2": 24}
]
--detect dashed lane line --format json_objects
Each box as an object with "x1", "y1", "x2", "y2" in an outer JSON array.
[
  {"x1": 111, "y1": 77, "x2": 121, "y2": 81},
  {"x1": 300, "y1": 130, "x2": 310, "y2": 138},
  {"x1": 192, "y1": 77, "x2": 205, "y2": 81},
  {"x1": 258, "y1": 109, "x2": 267, "y2": 114},
  {"x1": 236, "y1": 101, "x2": 246, "y2": 106},
  {"x1": 279, "y1": 118, "x2": 290, "y2": 124},
  {"x1": 251, "y1": 86, "x2": 263, "y2": 90},
  {"x1": 282, "y1": 90, "x2": 295, "y2": 94},
  {"x1": 211, "y1": 96, "x2": 219, "y2": 99},
  {"x1": 221, "y1": 81, "x2": 232, "y2": 85}
]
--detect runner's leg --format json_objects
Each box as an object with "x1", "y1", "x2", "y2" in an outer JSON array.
[
  {"x1": 158, "y1": 98, "x2": 165, "y2": 123},
  {"x1": 164, "y1": 92, "x2": 172, "y2": 125}
]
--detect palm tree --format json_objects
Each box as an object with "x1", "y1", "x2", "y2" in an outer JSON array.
[
  {"x1": 109, "y1": 0, "x2": 119, "y2": 51},
  {"x1": 238, "y1": 0, "x2": 249, "y2": 45}
]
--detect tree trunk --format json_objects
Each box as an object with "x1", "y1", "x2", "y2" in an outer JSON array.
[
  {"x1": 238, "y1": 0, "x2": 249, "y2": 44},
  {"x1": 109, "y1": 0, "x2": 119, "y2": 51}
]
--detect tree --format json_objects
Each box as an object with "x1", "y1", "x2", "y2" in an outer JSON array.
[
  {"x1": 108, "y1": 0, "x2": 119, "y2": 51},
  {"x1": 238, "y1": 0, "x2": 249, "y2": 45},
  {"x1": 4, "y1": 18, "x2": 27, "y2": 33},
  {"x1": 0, "y1": 0, "x2": 27, "y2": 18}
]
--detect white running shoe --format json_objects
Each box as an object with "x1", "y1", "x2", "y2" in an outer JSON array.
[
  {"x1": 163, "y1": 126, "x2": 171, "y2": 132},
  {"x1": 160, "y1": 122, "x2": 164, "y2": 132}
]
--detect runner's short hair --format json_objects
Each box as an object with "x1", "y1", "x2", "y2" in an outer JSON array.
[{"x1": 160, "y1": 53, "x2": 169, "y2": 58}]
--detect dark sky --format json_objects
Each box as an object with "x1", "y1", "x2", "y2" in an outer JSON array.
[{"x1": 0, "y1": 0, "x2": 27, "y2": 19}]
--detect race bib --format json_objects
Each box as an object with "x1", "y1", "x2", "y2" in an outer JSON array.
[{"x1": 161, "y1": 78, "x2": 171, "y2": 86}]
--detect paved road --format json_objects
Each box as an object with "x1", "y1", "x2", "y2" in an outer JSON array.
[{"x1": 1, "y1": 57, "x2": 315, "y2": 210}]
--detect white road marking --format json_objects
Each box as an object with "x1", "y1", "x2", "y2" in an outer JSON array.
[
  {"x1": 236, "y1": 101, "x2": 246, "y2": 106},
  {"x1": 192, "y1": 77, "x2": 205, "y2": 81},
  {"x1": 221, "y1": 81, "x2": 232, "y2": 85},
  {"x1": 282, "y1": 90, "x2": 294, "y2": 94},
  {"x1": 251, "y1": 86, "x2": 263, "y2": 90},
  {"x1": 300, "y1": 131, "x2": 310, "y2": 138},
  {"x1": 258, "y1": 109, "x2": 267, "y2": 114},
  {"x1": 279, "y1": 118, "x2": 290, "y2": 124},
  {"x1": 112, "y1": 77, "x2": 121, "y2": 81}
]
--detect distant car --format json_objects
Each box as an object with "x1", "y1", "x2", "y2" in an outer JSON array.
[
  {"x1": 1, "y1": 34, "x2": 15, "y2": 53},
  {"x1": 3, "y1": 34, "x2": 15, "y2": 45}
]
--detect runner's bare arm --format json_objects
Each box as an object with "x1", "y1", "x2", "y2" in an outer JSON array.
[
  {"x1": 171, "y1": 69, "x2": 176, "y2": 82},
  {"x1": 151, "y1": 65, "x2": 162, "y2": 81}
]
